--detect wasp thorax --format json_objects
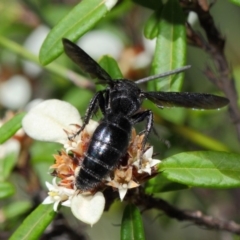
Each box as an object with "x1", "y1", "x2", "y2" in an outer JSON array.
[{"x1": 110, "y1": 80, "x2": 142, "y2": 115}]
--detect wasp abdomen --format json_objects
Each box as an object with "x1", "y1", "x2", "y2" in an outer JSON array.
[{"x1": 76, "y1": 117, "x2": 132, "y2": 191}]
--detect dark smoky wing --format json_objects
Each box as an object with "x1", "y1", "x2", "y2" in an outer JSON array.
[
  {"x1": 62, "y1": 38, "x2": 113, "y2": 83},
  {"x1": 144, "y1": 92, "x2": 229, "y2": 109}
]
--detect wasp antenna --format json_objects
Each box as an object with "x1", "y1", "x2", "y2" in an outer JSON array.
[{"x1": 135, "y1": 65, "x2": 191, "y2": 85}]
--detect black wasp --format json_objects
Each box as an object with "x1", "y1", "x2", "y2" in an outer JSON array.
[{"x1": 62, "y1": 38, "x2": 229, "y2": 191}]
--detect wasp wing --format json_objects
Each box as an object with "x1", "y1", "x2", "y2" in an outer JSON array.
[
  {"x1": 144, "y1": 92, "x2": 229, "y2": 109},
  {"x1": 62, "y1": 38, "x2": 113, "y2": 84}
]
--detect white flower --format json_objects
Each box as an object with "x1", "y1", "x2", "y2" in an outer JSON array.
[
  {"x1": 85, "y1": 119, "x2": 99, "y2": 136},
  {"x1": 22, "y1": 99, "x2": 99, "y2": 152},
  {"x1": 106, "y1": 167, "x2": 139, "y2": 201},
  {"x1": 71, "y1": 192, "x2": 105, "y2": 226},
  {"x1": 43, "y1": 178, "x2": 105, "y2": 226},
  {"x1": 23, "y1": 99, "x2": 105, "y2": 225},
  {"x1": 117, "y1": 183, "x2": 136, "y2": 201},
  {"x1": 42, "y1": 178, "x2": 75, "y2": 211},
  {"x1": 63, "y1": 119, "x2": 98, "y2": 153},
  {"x1": 134, "y1": 147, "x2": 161, "y2": 175},
  {"x1": 22, "y1": 99, "x2": 82, "y2": 144}
]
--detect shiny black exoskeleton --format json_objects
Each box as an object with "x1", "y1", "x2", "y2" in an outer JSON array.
[{"x1": 62, "y1": 39, "x2": 229, "y2": 191}]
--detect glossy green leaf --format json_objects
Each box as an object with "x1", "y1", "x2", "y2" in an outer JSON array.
[
  {"x1": 230, "y1": 0, "x2": 240, "y2": 6},
  {"x1": 0, "y1": 182, "x2": 15, "y2": 199},
  {"x1": 149, "y1": 0, "x2": 186, "y2": 92},
  {"x1": 39, "y1": 0, "x2": 118, "y2": 65},
  {"x1": 0, "y1": 112, "x2": 25, "y2": 144},
  {"x1": 121, "y1": 204, "x2": 145, "y2": 240},
  {"x1": 145, "y1": 174, "x2": 188, "y2": 194},
  {"x1": 10, "y1": 204, "x2": 56, "y2": 240},
  {"x1": 144, "y1": 8, "x2": 162, "y2": 40},
  {"x1": 99, "y1": 55, "x2": 123, "y2": 79},
  {"x1": 160, "y1": 151, "x2": 240, "y2": 188}
]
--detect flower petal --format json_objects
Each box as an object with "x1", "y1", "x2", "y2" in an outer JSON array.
[
  {"x1": 53, "y1": 200, "x2": 60, "y2": 212},
  {"x1": 71, "y1": 192, "x2": 105, "y2": 226},
  {"x1": 141, "y1": 166, "x2": 151, "y2": 175},
  {"x1": 150, "y1": 159, "x2": 161, "y2": 167},
  {"x1": 61, "y1": 199, "x2": 71, "y2": 207},
  {"x1": 45, "y1": 181, "x2": 54, "y2": 191},
  {"x1": 118, "y1": 185, "x2": 128, "y2": 201},
  {"x1": 143, "y1": 147, "x2": 153, "y2": 159},
  {"x1": 22, "y1": 99, "x2": 82, "y2": 143},
  {"x1": 42, "y1": 196, "x2": 54, "y2": 205},
  {"x1": 85, "y1": 120, "x2": 99, "y2": 135}
]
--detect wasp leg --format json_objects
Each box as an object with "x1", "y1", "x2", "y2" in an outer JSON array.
[
  {"x1": 131, "y1": 110, "x2": 154, "y2": 168},
  {"x1": 98, "y1": 89, "x2": 108, "y2": 116},
  {"x1": 69, "y1": 90, "x2": 106, "y2": 140}
]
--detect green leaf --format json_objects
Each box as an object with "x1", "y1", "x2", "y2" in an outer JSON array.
[
  {"x1": 63, "y1": 88, "x2": 93, "y2": 116},
  {"x1": 39, "y1": 0, "x2": 118, "y2": 65},
  {"x1": 144, "y1": 8, "x2": 162, "y2": 40},
  {"x1": 3, "y1": 201, "x2": 32, "y2": 220},
  {"x1": 10, "y1": 204, "x2": 56, "y2": 240},
  {"x1": 0, "y1": 152, "x2": 19, "y2": 181},
  {"x1": 149, "y1": 0, "x2": 186, "y2": 92},
  {"x1": 0, "y1": 112, "x2": 25, "y2": 144},
  {"x1": 30, "y1": 141, "x2": 61, "y2": 164},
  {"x1": 230, "y1": 0, "x2": 240, "y2": 6},
  {"x1": 160, "y1": 151, "x2": 240, "y2": 188},
  {"x1": 145, "y1": 174, "x2": 188, "y2": 194},
  {"x1": 99, "y1": 55, "x2": 123, "y2": 79},
  {"x1": 121, "y1": 204, "x2": 145, "y2": 240},
  {"x1": 0, "y1": 182, "x2": 15, "y2": 199}
]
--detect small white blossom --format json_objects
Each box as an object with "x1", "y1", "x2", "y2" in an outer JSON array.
[
  {"x1": 116, "y1": 181, "x2": 139, "y2": 201},
  {"x1": 106, "y1": 167, "x2": 139, "y2": 201},
  {"x1": 63, "y1": 119, "x2": 99, "y2": 153},
  {"x1": 117, "y1": 183, "x2": 131, "y2": 201},
  {"x1": 42, "y1": 178, "x2": 75, "y2": 212},
  {"x1": 43, "y1": 178, "x2": 105, "y2": 225},
  {"x1": 134, "y1": 147, "x2": 161, "y2": 175}
]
